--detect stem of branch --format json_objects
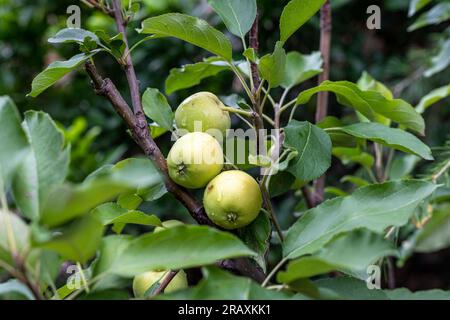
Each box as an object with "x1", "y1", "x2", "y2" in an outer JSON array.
[{"x1": 151, "y1": 270, "x2": 179, "y2": 297}]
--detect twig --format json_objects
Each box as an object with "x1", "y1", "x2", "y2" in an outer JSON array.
[
  {"x1": 301, "y1": 186, "x2": 316, "y2": 209},
  {"x1": 432, "y1": 158, "x2": 450, "y2": 183},
  {"x1": 313, "y1": 0, "x2": 332, "y2": 206},
  {"x1": 151, "y1": 270, "x2": 179, "y2": 296}
]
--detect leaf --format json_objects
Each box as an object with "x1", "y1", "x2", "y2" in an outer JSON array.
[
  {"x1": 284, "y1": 120, "x2": 332, "y2": 181},
  {"x1": 48, "y1": 28, "x2": 100, "y2": 45},
  {"x1": 296, "y1": 80, "x2": 425, "y2": 134},
  {"x1": 408, "y1": 0, "x2": 432, "y2": 17},
  {"x1": 416, "y1": 84, "x2": 450, "y2": 113},
  {"x1": 0, "y1": 210, "x2": 29, "y2": 265},
  {"x1": 332, "y1": 147, "x2": 374, "y2": 168},
  {"x1": 0, "y1": 279, "x2": 34, "y2": 300},
  {"x1": 28, "y1": 52, "x2": 99, "y2": 98},
  {"x1": 139, "y1": 13, "x2": 233, "y2": 60},
  {"x1": 36, "y1": 215, "x2": 104, "y2": 264},
  {"x1": 142, "y1": 88, "x2": 174, "y2": 131},
  {"x1": 414, "y1": 205, "x2": 450, "y2": 253},
  {"x1": 207, "y1": 0, "x2": 257, "y2": 38},
  {"x1": 41, "y1": 158, "x2": 164, "y2": 227},
  {"x1": 385, "y1": 287, "x2": 450, "y2": 300},
  {"x1": 357, "y1": 71, "x2": 393, "y2": 99},
  {"x1": 258, "y1": 41, "x2": 286, "y2": 88},
  {"x1": 243, "y1": 48, "x2": 258, "y2": 62},
  {"x1": 424, "y1": 39, "x2": 450, "y2": 77},
  {"x1": 340, "y1": 175, "x2": 370, "y2": 187},
  {"x1": 165, "y1": 57, "x2": 229, "y2": 95},
  {"x1": 408, "y1": 3, "x2": 450, "y2": 31},
  {"x1": 282, "y1": 51, "x2": 323, "y2": 88},
  {"x1": 0, "y1": 97, "x2": 29, "y2": 188},
  {"x1": 331, "y1": 122, "x2": 433, "y2": 160},
  {"x1": 111, "y1": 225, "x2": 255, "y2": 277},
  {"x1": 93, "y1": 202, "x2": 162, "y2": 232},
  {"x1": 159, "y1": 267, "x2": 298, "y2": 300},
  {"x1": 283, "y1": 180, "x2": 437, "y2": 259},
  {"x1": 12, "y1": 111, "x2": 70, "y2": 221},
  {"x1": 237, "y1": 212, "x2": 271, "y2": 272},
  {"x1": 280, "y1": 0, "x2": 326, "y2": 43},
  {"x1": 277, "y1": 229, "x2": 397, "y2": 283}
]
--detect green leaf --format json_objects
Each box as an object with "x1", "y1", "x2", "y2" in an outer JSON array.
[
  {"x1": 12, "y1": 111, "x2": 70, "y2": 221},
  {"x1": 408, "y1": 0, "x2": 432, "y2": 17},
  {"x1": 237, "y1": 212, "x2": 271, "y2": 272},
  {"x1": 139, "y1": 13, "x2": 233, "y2": 60},
  {"x1": 41, "y1": 158, "x2": 163, "y2": 227},
  {"x1": 111, "y1": 225, "x2": 255, "y2": 277},
  {"x1": 408, "y1": 3, "x2": 450, "y2": 31},
  {"x1": 385, "y1": 287, "x2": 450, "y2": 300},
  {"x1": 414, "y1": 205, "x2": 450, "y2": 253},
  {"x1": 0, "y1": 279, "x2": 34, "y2": 300},
  {"x1": 0, "y1": 97, "x2": 29, "y2": 188},
  {"x1": 28, "y1": 52, "x2": 99, "y2": 98},
  {"x1": 258, "y1": 41, "x2": 286, "y2": 88},
  {"x1": 416, "y1": 84, "x2": 450, "y2": 113},
  {"x1": 142, "y1": 88, "x2": 174, "y2": 131},
  {"x1": 284, "y1": 120, "x2": 332, "y2": 181},
  {"x1": 207, "y1": 0, "x2": 257, "y2": 38},
  {"x1": 332, "y1": 147, "x2": 374, "y2": 168},
  {"x1": 0, "y1": 211, "x2": 29, "y2": 265},
  {"x1": 357, "y1": 71, "x2": 393, "y2": 100},
  {"x1": 280, "y1": 0, "x2": 326, "y2": 43},
  {"x1": 243, "y1": 48, "x2": 258, "y2": 62},
  {"x1": 283, "y1": 180, "x2": 437, "y2": 259},
  {"x1": 424, "y1": 39, "x2": 450, "y2": 77},
  {"x1": 340, "y1": 175, "x2": 370, "y2": 187},
  {"x1": 277, "y1": 229, "x2": 397, "y2": 283},
  {"x1": 281, "y1": 51, "x2": 323, "y2": 88},
  {"x1": 93, "y1": 202, "x2": 162, "y2": 232},
  {"x1": 165, "y1": 57, "x2": 229, "y2": 95},
  {"x1": 159, "y1": 267, "x2": 298, "y2": 300},
  {"x1": 296, "y1": 80, "x2": 425, "y2": 134},
  {"x1": 36, "y1": 215, "x2": 104, "y2": 264},
  {"x1": 48, "y1": 28, "x2": 100, "y2": 45},
  {"x1": 117, "y1": 192, "x2": 143, "y2": 210},
  {"x1": 331, "y1": 122, "x2": 433, "y2": 160}
]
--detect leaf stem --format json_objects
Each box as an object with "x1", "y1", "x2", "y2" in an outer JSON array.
[{"x1": 262, "y1": 257, "x2": 288, "y2": 287}]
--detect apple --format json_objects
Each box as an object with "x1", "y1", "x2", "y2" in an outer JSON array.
[
  {"x1": 175, "y1": 92, "x2": 231, "y2": 137},
  {"x1": 203, "y1": 170, "x2": 262, "y2": 229},
  {"x1": 167, "y1": 132, "x2": 224, "y2": 189},
  {"x1": 154, "y1": 219, "x2": 184, "y2": 233},
  {"x1": 133, "y1": 270, "x2": 188, "y2": 297}
]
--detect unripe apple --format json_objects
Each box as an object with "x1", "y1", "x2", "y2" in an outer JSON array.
[
  {"x1": 175, "y1": 92, "x2": 231, "y2": 137},
  {"x1": 203, "y1": 170, "x2": 262, "y2": 229},
  {"x1": 167, "y1": 132, "x2": 224, "y2": 189},
  {"x1": 154, "y1": 219, "x2": 184, "y2": 233},
  {"x1": 133, "y1": 270, "x2": 188, "y2": 297}
]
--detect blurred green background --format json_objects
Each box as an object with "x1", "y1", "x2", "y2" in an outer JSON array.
[{"x1": 0, "y1": 0, "x2": 449, "y2": 290}]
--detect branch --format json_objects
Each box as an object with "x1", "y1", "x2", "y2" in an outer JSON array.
[
  {"x1": 151, "y1": 270, "x2": 179, "y2": 296},
  {"x1": 313, "y1": 0, "x2": 332, "y2": 205}
]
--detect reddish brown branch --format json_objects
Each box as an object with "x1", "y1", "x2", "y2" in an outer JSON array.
[
  {"x1": 313, "y1": 0, "x2": 332, "y2": 206},
  {"x1": 151, "y1": 270, "x2": 179, "y2": 296}
]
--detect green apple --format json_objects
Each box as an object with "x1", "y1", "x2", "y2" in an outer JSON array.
[
  {"x1": 154, "y1": 219, "x2": 184, "y2": 233},
  {"x1": 203, "y1": 170, "x2": 262, "y2": 229},
  {"x1": 133, "y1": 270, "x2": 188, "y2": 297},
  {"x1": 175, "y1": 92, "x2": 231, "y2": 137},
  {"x1": 167, "y1": 132, "x2": 224, "y2": 189}
]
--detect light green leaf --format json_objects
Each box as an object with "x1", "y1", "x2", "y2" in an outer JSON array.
[
  {"x1": 0, "y1": 97, "x2": 29, "y2": 188},
  {"x1": 159, "y1": 267, "x2": 299, "y2": 300},
  {"x1": 0, "y1": 210, "x2": 29, "y2": 265},
  {"x1": 28, "y1": 51, "x2": 99, "y2": 98},
  {"x1": 408, "y1": 0, "x2": 432, "y2": 17},
  {"x1": 331, "y1": 122, "x2": 433, "y2": 160},
  {"x1": 416, "y1": 84, "x2": 450, "y2": 113},
  {"x1": 281, "y1": 51, "x2": 323, "y2": 88},
  {"x1": 111, "y1": 225, "x2": 255, "y2": 277},
  {"x1": 424, "y1": 39, "x2": 450, "y2": 77},
  {"x1": 48, "y1": 28, "x2": 100, "y2": 45},
  {"x1": 12, "y1": 111, "x2": 70, "y2": 221},
  {"x1": 284, "y1": 120, "x2": 332, "y2": 181},
  {"x1": 277, "y1": 229, "x2": 397, "y2": 282},
  {"x1": 142, "y1": 88, "x2": 174, "y2": 131},
  {"x1": 36, "y1": 215, "x2": 104, "y2": 264},
  {"x1": 258, "y1": 41, "x2": 286, "y2": 88},
  {"x1": 139, "y1": 13, "x2": 232, "y2": 60},
  {"x1": 408, "y1": 3, "x2": 450, "y2": 31},
  {"x1": 284, "y1": 180, "x2": 437, "y2": 259},
  {"x1": 0, "y1": 279, "x2": 34, "y2": 300},
  {"x1": 280, "y1": 0, "x2": 326, "y2": 43},
  {"x1": 296, "y1": 80, "x2": 425, "y2": 134},
  {"x1": 165, "y1": 57, "x2": 229, "y2": 95},
  {"x1": 332, "y1": 147, "x2": 374, "y2": 169},
  {"x1": 208, "y1": 0, "x2": 257, "y2": 38},
  {"x1": 414, "y1": 205, "x2": 450, "y2": 253}
]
